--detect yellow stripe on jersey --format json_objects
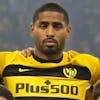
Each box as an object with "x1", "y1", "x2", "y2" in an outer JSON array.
[
  {"x1": 0, "y1": 50, "x2": 79, "y2": 75},
  {"x1": 4, "y1": 76, "x2": 89, "y2": 100}
]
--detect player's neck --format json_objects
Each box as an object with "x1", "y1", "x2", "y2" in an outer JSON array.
[{"x1": 34, "y1": 48, "x2": 63, "y2": 60}]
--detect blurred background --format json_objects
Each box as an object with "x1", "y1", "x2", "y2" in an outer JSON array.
[{"x1": 0, "y1": 0, "x2": 100, "y2": 57}]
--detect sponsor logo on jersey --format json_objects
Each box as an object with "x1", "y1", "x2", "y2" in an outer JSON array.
[
  {"x1": 16, "y1": 80, "x2": 78, "y2": 95},
  {"x1": 4, "y1": 76, "x2": 89, "y2": 99},
  {"x1": 18, "y1": 68, "x2": 32, "y2": 72}
]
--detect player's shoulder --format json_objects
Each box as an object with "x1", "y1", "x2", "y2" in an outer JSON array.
[
  {"x1": 63, "y1": 50, "x2": 80, "y2": 60},
  {"x1": 0, "y1": 50, "x2": 20, "y2": 55},
  {"x1": 64, "y1": 50, "x2": 80, "y2": 55},
  {"x1": 64, "y1": 50, "x2": 98, "y2": 59},
  {"x1": 7, "y1": 50, "x2": 22, "y2": 57},
  {"x1": 69, "y1": 51, "x2": 99, "y2": 68},
  {"x1": 74, "y1": 52, "x2": 99, "y2": 61},
  {"x1": 0, "y1": 50, "x2": 22, "y2": 59},
  {"x1": 64, "y1": 50, "x2": 99, "y2": 65}
]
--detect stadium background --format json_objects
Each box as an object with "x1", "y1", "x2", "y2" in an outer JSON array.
[{"x1": 0, "y1": 0, "x2": 100, "y2": 57}]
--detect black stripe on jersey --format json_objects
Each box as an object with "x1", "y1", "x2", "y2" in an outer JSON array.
[
  {"x1": 3, "y1": 64, "x2": 91, "y2": 80},
  {"x1": 32, "y1": 52, "x2": 63, "y2": 63},
  {"x1": 0, "y1": 76, "x2": 3, "y2": 84},
  {"x1": 64, "y1": 65, "x2": 91, "y2": 80},
  {"x1": 3, "y1": 65, "x2": 64, "y2": 77},
  {"x1": 15, "y1": 97, "x2": 78, "y2": 100}
]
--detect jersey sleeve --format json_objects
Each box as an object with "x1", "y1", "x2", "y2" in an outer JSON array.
[
  {"x1": 71, "y1": 54, "x2": 100, "y2": 85},
  {"x1": 0, "y1": 51, "x2": 19, "y2": 75},
  {"x1": 0, "y1": 52, "x2": 8, "y2": 75}
]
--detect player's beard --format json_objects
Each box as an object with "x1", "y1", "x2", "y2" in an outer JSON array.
[
  {"x1": 42, "y1": 45, "x2": 59, "y2": 55},
  {"x1": 36, "y1": 39, "x2": 65, "y2": 55}
]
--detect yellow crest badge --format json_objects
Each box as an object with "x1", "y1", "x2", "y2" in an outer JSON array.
[{"x1": 63, "y1": 67, "x2": 77, "y2": 78}]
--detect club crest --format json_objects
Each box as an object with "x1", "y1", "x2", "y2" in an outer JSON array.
[{"x1": 63, "y1": 67, "x2": 77, "y2": 78}]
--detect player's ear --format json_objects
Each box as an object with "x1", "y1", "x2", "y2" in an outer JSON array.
[
  {"x1": 30, "y1": 22, "x2": 35, "y2": 37},
  {"x1": 65, "y1": 24, "x2": 71, "y2": 39}
]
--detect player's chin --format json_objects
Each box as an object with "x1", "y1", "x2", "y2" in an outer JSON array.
[{"x1": 43, "y1": 46, "x2": 58, "y2": 55}]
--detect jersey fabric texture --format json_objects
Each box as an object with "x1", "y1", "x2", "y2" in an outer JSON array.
[{"x1": 0, "y1": 50, "x2": 100, "y2": 100}]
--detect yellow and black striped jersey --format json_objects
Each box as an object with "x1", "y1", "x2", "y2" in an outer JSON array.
[{"x1": 0, "y1": 50, "x2": 100, "y2": 100}]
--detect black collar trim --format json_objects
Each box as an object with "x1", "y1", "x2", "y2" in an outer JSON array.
[{"x1": 32, "y1": 52, "x2": 63, "y2": 63}]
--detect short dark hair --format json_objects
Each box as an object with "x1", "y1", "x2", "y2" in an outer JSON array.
[
  {"x1": 0, "y1": 85, "x2": 15, "y2": 100},
  {"x1": 93, "y1": 82, "x2": 100, "y2": 100},
  {"x1": 33, "y1": 3, "x2": 69, "y2": 24}
]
